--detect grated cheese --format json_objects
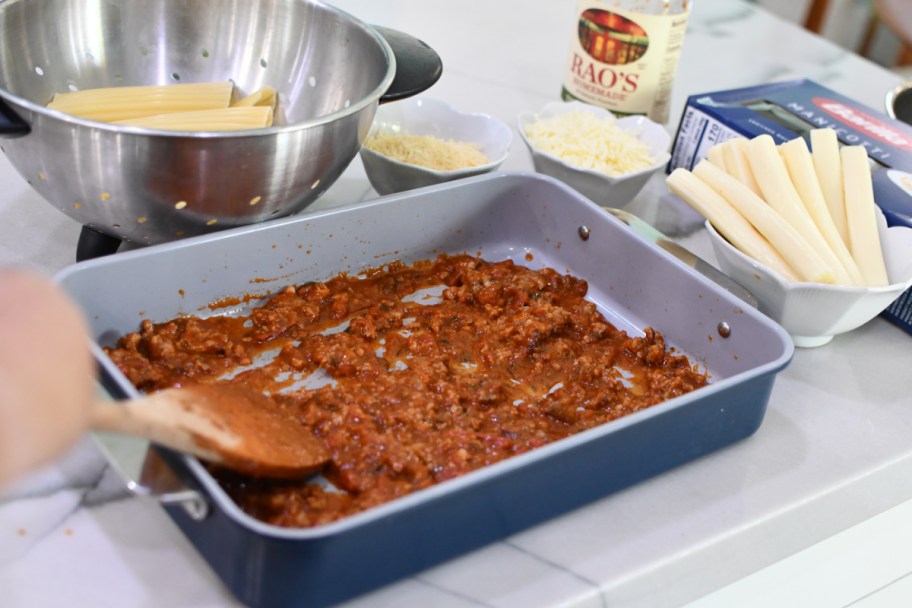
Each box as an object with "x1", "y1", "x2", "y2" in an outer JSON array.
[
  {"x1": 524, "y1": 111, "x2": 656, "y2": 176},
  {"x1": 364, "y1": 131, "x2": 489, "y2": 171}
]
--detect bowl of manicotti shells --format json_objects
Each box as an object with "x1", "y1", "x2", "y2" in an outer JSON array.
[{"x1": 667, "y1": 128, "x2": 912, "y2": 347}]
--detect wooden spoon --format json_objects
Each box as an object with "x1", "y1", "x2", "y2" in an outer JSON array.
[{"x1": 91, "y1": 384, "x2": 330, "y2": 479}]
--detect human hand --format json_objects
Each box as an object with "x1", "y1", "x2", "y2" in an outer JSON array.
[{"x1": 0, "y1": 269, "x2": 95, "y2": 484}]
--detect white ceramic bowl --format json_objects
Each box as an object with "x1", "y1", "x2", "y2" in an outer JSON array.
[
  {"x1": 517, "y1": 100, "x2": 671, "y2": 207},
  {"x1": 359, "y1": 97, "x2": 512, "y2": 195},
  {"x1": 706, "y1": 210, "x2": 912, "y2": 347}
]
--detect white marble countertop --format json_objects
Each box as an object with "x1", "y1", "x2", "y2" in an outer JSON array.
[{"x1": 2, "y1": 1, "x2": 911, "y2": 606}]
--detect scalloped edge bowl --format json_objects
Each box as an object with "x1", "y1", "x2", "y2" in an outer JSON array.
[
  {"x1": 706, "y1": 208, "x2": 912, "y2": 347},
  {"x1": 517, "y1": 100, "x2": 670, "y2": 207},
  {"x1": 359, "y1": 97, "x2": 512, "y2": 195}
]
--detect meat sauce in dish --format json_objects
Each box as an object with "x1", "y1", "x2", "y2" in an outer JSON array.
[{"x1": 105, "y1": 254, "x2": 709, "y2": 527}]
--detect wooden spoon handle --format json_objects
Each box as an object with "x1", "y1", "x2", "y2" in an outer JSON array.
[
  {"x1": 92, "y1": 399, "x2": 146, "y2": 434},
  {"x1": 89, "y1": 387, "x2": 329, "y2": 479},
  {"x1": 90, "y1": 398, "x2": 220, "y2": 463}
]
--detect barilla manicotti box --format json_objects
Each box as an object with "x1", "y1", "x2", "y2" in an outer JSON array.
[{"x1": 668, "y1": 78, "x2": 912, "y2": 335}]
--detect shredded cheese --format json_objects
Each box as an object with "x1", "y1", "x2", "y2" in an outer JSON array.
[
  {"x1": 524, "y1": 111, "x2": 655, "y2": 176},
  {"x1": 364, "y1": 131, "x2": 489, "y2": 171}
]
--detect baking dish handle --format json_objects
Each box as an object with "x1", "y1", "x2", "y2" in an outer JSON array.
[
  {"x1": 605, "y1": 208, "x2": 759, "y2": 308},
  {"x1": 93, "y1": 429, "x2": 210, "y2": 521}
]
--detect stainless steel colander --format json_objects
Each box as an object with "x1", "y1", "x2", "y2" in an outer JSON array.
[{"x1": 0, "y1": 0, "x2": 440, "y2": 250}]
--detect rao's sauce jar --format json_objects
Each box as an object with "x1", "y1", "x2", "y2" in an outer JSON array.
[{"x1": 561, "y1": 0, "x2": 692, "y2": 123}]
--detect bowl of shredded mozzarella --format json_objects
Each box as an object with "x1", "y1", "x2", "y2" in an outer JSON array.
[
  {"x1": 359, "y1": 97, "x2": 512, "y2": 195},
  {"x1": 517, "y1": 100, "x2": 670, "y2": 207}
]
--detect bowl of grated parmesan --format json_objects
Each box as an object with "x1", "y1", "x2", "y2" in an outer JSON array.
[
  {"x1": 359, "y1": 97, "x2": 512, "y2": 195},
  {"x1": 517, "y1": 101, "x2": 670, "y2": 207}
]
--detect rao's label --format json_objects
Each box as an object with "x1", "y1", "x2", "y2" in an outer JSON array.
[{"x1": 561, "y1": 1, "x2": 691, "y2": 124}]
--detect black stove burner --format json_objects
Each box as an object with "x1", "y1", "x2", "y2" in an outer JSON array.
[{"x1": 76, "y1": 226, "x2": 122, "y2": 262}]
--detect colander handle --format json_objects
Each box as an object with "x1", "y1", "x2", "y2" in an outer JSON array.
[
  {"x1": 375, "y1": 26, "x2": 442, "y2": 104},
  {"x1": 0, "y1": 97, "x2": 30, "y2": 138}
]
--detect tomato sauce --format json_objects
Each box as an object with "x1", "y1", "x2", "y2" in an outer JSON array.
[{"x1": 105, "y1": 254, "x2": 709, "y2": 527}]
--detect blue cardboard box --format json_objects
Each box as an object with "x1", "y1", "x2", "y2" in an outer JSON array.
[
  {"x1": 872, "y1": 169, "x2": 912, "y2": 333},
  {"x1": 669, "y1": 78, "x2": 912, "y2": 173}
]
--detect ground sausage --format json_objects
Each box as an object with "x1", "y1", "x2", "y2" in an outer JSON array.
[{"x1": 105, "y1": 254, "x2": 709, "y2": 528}]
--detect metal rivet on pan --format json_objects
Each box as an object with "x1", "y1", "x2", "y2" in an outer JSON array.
[
  {"x1": 718, "y1": 321, "x2": 731, "y2": 338},
  {"x1": 578, "y1": 226, "x2": 590, "y2": 241},
  {"x1": 183, "y1": 497, "x2": 209, "y2": 521}
]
